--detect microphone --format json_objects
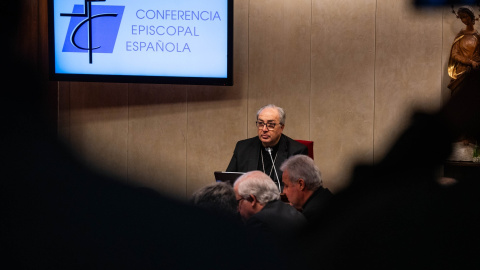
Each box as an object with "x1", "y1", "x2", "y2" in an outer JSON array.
[{"x1": 265, "y1": 147, "x2": 281, "y2": 191}]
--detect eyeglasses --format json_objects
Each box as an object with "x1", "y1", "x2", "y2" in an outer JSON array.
[
  {"x1": 256, "y1": 121, "x2": 281, "y2": 130},
  {"x1": 237, "y1": 196, "x2": 253, "y2": 204}
]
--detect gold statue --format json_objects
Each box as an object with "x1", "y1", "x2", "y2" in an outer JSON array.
[{"x1": 447, "y1": 6, "x2": 480, "y2": 95}]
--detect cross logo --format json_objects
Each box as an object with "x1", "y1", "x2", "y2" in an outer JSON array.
[{"x1": 61, "y1": 0, "x2": 125, "y2": 64}]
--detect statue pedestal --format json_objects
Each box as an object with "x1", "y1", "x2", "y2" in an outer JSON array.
[
  {"x1": 444, "y1": 142, "x2": 480, "y2": 182},
  {"x1": 447, "y1": 142, "x2": 475, "y2": 162}
]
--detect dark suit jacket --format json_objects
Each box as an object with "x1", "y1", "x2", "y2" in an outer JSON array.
[
  {"x1": 301, "y1": 187, "x2": 333, "y2": 222},
  {"x1": 246, "y1": 200, "x2": 307, "y2": 242},
  {"x1": 226, "y1": 134, "x2": 308, "y2": 183}
]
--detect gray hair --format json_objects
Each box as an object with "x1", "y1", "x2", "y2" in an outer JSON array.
[
  {"x1": 256, "y1": 104, "x2": 286, "y2": 125},
  {"x1": 234, "y1": 171, "x2": 280, "y2": 205},
  {"x1": 191, "y1": 182, "x2": 237, "y2": 214},
  {"x1": 280, "y1": 155, "x2": 322, "y2": 191}
]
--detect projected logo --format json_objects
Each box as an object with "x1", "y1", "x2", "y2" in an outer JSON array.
[{"x1": 61, "y1": 0, "x2": 124, "y2": 64}]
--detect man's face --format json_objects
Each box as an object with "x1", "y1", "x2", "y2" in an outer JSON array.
[
  {"x1": 282, "y1": 170, "x2": 303, "y2": 210},
  {"x1": 257, "y1": 107, "x2": 284, "y2": 147},
  {"x1": 234, "y1": 186, "x2": 256, "y2": 221}
]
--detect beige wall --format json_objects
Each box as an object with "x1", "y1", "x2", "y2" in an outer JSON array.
[{"x1": 54, "y1": 1, "x2": 465, "y2": 199}]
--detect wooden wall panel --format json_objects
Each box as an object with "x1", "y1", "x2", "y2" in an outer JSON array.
[
  {"x1": 35, "y1": 0, "x2": 450, "y2": 197},
  {"x1": 248, "y1": 0, "x2": 312, "y2": 141},
  {"x1": 127, "y1": 85, "x2": 188, "y2": 198},
  {"x1": 310, "y1": 0, "x2": 376, "y2": 192},
  {"x1": 68, "y1": 82, "x2": 129, "y2": 180},
  {"x1": 186, "y1": 0, "x2": 250, "y2": 197},
  {"x1": 18, "y1": 0, "x2": 39, "y2": 66},
  {"x1": 186, "y1": 86, "x2": 246, "y2": 196},
  {"x1": 58, "y1": 82, "x2": 71, "y2": 141},
  {"x1": 374, "y1": 1, "x2": 443, "y2": 161}
]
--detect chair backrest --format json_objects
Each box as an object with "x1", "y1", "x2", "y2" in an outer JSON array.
[{"x1": 295, "y1": 140, "x2": 314, "y2": 160}]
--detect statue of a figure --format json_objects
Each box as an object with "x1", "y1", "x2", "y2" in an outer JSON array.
[
  {"x1": 446, "y1": 6, "x2": 480, "y2": 161},
  {"x1": 447, "y1": 6, "x2": 480, "y2": 95}
]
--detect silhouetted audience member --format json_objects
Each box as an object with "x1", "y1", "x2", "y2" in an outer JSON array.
[
  {"x1": 233, "y1": 171, "x2": 307, "y2": 267},
  {"x1": 233, "y1": 171, "x2": 307, "y2": 241},
  {"x1": 0, "y1": 2, "x2": 283, "y2": 269},
  {"x1": 191, "y1": 182, "x2": 241, "y2": 222},
  {"x1": 297, "y1": 69, "x2": 480, "y2": 269},
  {"x1": 280, "y1": 155, "x2": 333, "y2": 222}
]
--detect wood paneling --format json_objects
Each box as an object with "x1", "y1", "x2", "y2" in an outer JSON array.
[
  {"x1": 248, "y1": 0, "x2": 311, "y2": 141},
  {"x1": 23, "y1": 0, "x2": 453, "y2": 198},
  {"x1": 185, "y1": 0, "x2": 250, "y2": 196},
  {"x1": 310, "y1": 0, "x2": 376, "y2": 192},
  {"x1": 128, "y1": 84, "x2": 188, "y2": 197},
  {"x1": 374, "y1": 1, "x2": 443, "y2": 160},
  {"x1": 68, "y1": 82, "x2": 129, "y2": 180}
]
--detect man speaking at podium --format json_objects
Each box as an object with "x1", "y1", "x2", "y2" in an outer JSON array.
[{"x1": 226, "y1": 104, "x2": 308, "y2": 190}]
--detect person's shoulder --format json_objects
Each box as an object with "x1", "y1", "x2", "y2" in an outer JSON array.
[
  {"x1": 252, "y1": 200, "x2": 283, "y2": 219},
  {"x1": 301, "y1": 188, "x2": 333, "y2": 223},
  {"x1": 452, "y1": 30, "x2": 466, "y2": 41},
  {"x1": 244, "y1": 213, "x2": 265, "y2": 230},
  {"x1": 319, "y1": 187, "x2": 333, "y2": 197},
  {"x1": 266, "y1": 200, "x2": 305, "y2": 219},
  {"x1": 306, "y1": 188, "x2": 333, "y2": 209}
]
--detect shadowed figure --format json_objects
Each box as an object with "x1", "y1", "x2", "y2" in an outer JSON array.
[
  {"x1": 297, "y1": 67, "x2": 480, "y2": 269},
  {"x1": 0, "y1": 2, "x2": 283, "y2": 269}
]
